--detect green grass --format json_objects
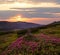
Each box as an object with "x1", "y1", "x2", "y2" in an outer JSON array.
[
  {"x1": 39, "y1": 25, "x2": 60, "y2": 37},
  {"x1": 0, "y1": 33, "x2": 18, "y2": 53},
  {"x1": 30, "y1": 25, "x2": 60, "y2": 37}
]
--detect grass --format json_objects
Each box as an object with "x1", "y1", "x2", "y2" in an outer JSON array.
[
  {"x1": 0, "y1": 24, "x2": 60, "y2": 55},
  {"x1": 39, "y1": 25, "x2": 60, "y2": 37},
  {"x1": 0, "y1": 33, "x2": 18, "y2": 53}
]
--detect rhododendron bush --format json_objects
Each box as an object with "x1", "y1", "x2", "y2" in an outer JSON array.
[{"x1": 1, "y1": 34, "x2": 60, "y2": 55}]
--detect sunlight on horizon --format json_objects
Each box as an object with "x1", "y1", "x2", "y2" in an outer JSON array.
[
  {"x1": 7, "y1": 15, "x2": 28, "y2": 22},
  {"x1": 5, "y1": 15, "x2": 60, "y2": 24}
]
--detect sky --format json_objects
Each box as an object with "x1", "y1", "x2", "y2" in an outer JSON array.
[{"x1": 0, "y1": 0, "x2": 60, "y2": 24}]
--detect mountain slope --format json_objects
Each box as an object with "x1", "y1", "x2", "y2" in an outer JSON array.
[{"x1": 0, "y1": 21, "x2": 42, "y2": 31}]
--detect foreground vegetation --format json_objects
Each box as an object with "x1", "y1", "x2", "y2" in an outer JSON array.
[{"x1": 0, "y1": 22, "x2": 60, "y2": 55}]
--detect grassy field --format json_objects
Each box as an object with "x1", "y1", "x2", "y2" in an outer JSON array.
[
  {"x1": 31, "y1": 23, "x2": 60, "y2": 37},
  {"x1": 0, "y1": 23, "x2": 60, "y2": 55},
  {"x1": 0, "y1": 33, "x2": 18, "y2": 53}
]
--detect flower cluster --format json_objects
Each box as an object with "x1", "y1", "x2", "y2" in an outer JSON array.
[
  {"x1": 1, "y1": 34, "x2": 60, "y2": 55},
  {"x1": 1, "y1": 37, "x2": 38, "y2": 55},
  {"x1": 40, "y1": 34, "x2": 60, "y2": 43}
]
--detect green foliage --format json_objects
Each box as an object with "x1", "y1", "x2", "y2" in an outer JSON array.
[
  {"x1": 30, "y1": 28, "x2": 40, "y2": 34},
  {"x1": 0, "y1": 31, "x2": 14, "y2": 35},
  {"x1": 24, "y1": 33, "x2": 39, "y2": 42},
  {"x1": 17, "y1": 29, "x2": 28, "y2": 36},
  {"x1": 39, "y1": 25, "x2": 60, "y2": 37},
  {"x1": 0, "y1": 33, "x2": 18, "y2": 53}
]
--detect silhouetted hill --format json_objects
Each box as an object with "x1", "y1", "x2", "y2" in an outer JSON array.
[
  {"x1": 0, "y1": 21, "x2": 42, "y2": 31},
  {"x1": 49, "y1": 21, "x2": 60, "y2": 25},
  {"x1": 34, "y1": 21, "x2": 60, "y2": 29},
  {"x1": 47, "y1": 21, "x2": 60, "y2": 27}
]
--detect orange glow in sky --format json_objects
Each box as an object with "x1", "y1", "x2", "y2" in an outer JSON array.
[
  {"x1": 7, "y1": 15, "x2": 28, "y2": 22},
  {"x1": 5, "y1": 15, "x2": 60, "y2": 24}
]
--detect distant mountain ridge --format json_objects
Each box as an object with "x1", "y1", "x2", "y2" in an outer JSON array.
[
  {"x1": 50, "y1": 21, "x2": 60, "y2": 25},
  {"x1": 47, "y1": 21, "x2": 60, "y2": 27},
  {"x1": 0, "y1": 21, "x2": 42, "y2": 31},
  {"x1": 41, "y1": 21, "x2": 60, "y2": 29}
]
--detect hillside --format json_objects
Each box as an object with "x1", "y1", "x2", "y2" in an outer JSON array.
[
  {"x1": 0, "y1": 21, "x2": 60, "y2": 55},
  {"x1": 40, "y1": 21, "x2": 60, "y2": 36},
  {"x1": 0, "y1": 21, "x2": 42, "y2": 31}
]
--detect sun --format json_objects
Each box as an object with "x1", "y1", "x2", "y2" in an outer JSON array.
[
  {"x1": 8, "y1": 15, "x2": 22, "y2": 22},
  {"x1": 16, "y1": 15, "x2": 22, "y2": 21},
  {"x1": 8, "y1": 15, "x2": 29, "y2": 22},
  {"x1": 15, "y1": 15, "x2": 27, "y2": 22}
]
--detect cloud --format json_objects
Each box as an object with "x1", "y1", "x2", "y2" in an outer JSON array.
[
  {"x1": 0, "y1": 7, "x2": 60, "y2": 19},
  {"x1": 0, "y1": 7, "x2": 60, "y2": 24},
  {"x1": 27, "y1": 0, "x2": 60, "y2": 5},
  {"x1": 0, "y1": 0, "x2": 60, "y2": 8},
  {"x1": 0, "y1": 0, "x2": 60, "y2": 5}
]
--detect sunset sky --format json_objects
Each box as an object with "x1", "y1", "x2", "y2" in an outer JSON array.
[{"x1": 0, "y1": 0, "x2": 60, "y2": 24}]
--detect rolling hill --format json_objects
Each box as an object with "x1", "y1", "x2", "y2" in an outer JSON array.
[
  {"x1": 0, "y1": 21, "x2": 60, "y2": 55},
  {"x1": 0, "y1": 21, "x2": 42, "y2": 31}
]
